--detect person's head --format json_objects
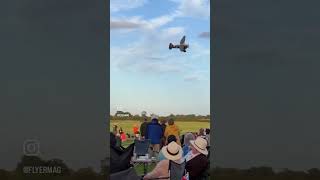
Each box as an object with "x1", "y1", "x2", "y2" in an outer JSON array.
[
  {"x1": 199, "y1": 128, "x2": 205, "y2": 135},
  {"x1": 183, "y1": 132, "x2": 195, "y2": 146},
  {"x1": 161, "y1": 141, "x2": 183, "y2": 161},
  {"x1": 167, "y1": 135, "x2": 177, "y2": 144},
  {"x1": 205, "y1": 128, "x2": 210, "y2": 135},
  {"x1": 161, "y1": 119, "x2": 167, "y2": 125},
  {"x1": 189, "y1": 137, "x2": 208, "y2": 155},
  {"x1": 168, "y1": 118, "x2": 174, "y2": 125},
  {"x1": 143, "y1": 117, "x2": 148, "y2": 122},
  {"x1": 151, "y1": 115, "x2": 159, "y2": 124}
]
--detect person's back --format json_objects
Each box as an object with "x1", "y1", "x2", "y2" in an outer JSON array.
[
  {"x1": 146, "y1": 118, "x2": 163, "y2": 144},
  {"x1": 164, "y1": 119, "x2": 180, "y2": 145},
  {"x1": 140, "y1": 118, "x2": 148, "y2": 138},
  {"x1": 146, "y1": 117, "x2": 163, "y2": 158}
]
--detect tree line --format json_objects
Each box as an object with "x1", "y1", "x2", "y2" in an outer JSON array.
[
  {"x1": 3, "y1": 158, "x2": 320, "y2": 180},
  {"x1": 110, "y1": 112, "x2": 210, "y2": 121}
]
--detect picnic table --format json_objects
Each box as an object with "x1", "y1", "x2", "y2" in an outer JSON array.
[{"x1": 131, "y1": 156, "x2": 158, "y2": 175}]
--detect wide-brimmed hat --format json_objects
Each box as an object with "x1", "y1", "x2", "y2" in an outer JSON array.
[
  {"x1": 190, "y1": 137, "x2": 208, "y2": 155},
  {"x1": 161, "y1": 141, "x2": 183, "y2": 161}
]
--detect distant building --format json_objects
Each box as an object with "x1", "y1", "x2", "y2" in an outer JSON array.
[{"x1": 115, "y1": 111, "x2": 131, "y2": 117}]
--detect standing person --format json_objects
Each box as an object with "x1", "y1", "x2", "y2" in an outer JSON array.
[
  {"x1": 160, "y1": 119, "x2": 167, "y2": 148},
  {"x1": 119, "y1": 127, "x2": 126, "y2": 142},
  {"x1": 113, "y1": 124, "x2": 118, "y2": 135},
  {"x1": 185, "y1": 137, "x2": 209, "y2": 180},
  {"x1": 140, "y1": 116, "x2": 149, "y2": 139},
  {"x1": 164, "y1": 118, "x2": 181, "y2": 145},
  {"x1": 145, "y1": 115, "x2": 163, "y2": 158},
  {"x1": 133, "y1": 124, "x2": 139, "y2": 137}
]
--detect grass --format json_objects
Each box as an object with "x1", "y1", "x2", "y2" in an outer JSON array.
[{"x1": 110, "y1": 119, "x2": 210, "y2": 136}]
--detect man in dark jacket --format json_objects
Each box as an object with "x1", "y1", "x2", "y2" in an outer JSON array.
[
  {"x1": 145, "y1": 115, "x2": 163, "y2": 158},
  {"x1": 140, "y1": 117, "x2": 148, "y2": 138}
]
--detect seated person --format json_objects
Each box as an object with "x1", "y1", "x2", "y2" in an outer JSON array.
[
  {"x1": 143, "y1": 142, "x2": 184, "y2": 180},
  {"x1": 182, "y1": 132, "x2": 195, "y2": 157},
  {"x1": 185, "y1": 137, "x2": 209, "y2": 180},
  {"x1": 158, "y1": 135, "x2": 177, "y2": 161}
]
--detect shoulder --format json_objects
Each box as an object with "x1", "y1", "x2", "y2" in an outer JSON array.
[{"x1": 157, "y1": 159, "x2": 169, "y2": 168}]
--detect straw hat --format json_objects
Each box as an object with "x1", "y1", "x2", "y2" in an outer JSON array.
[
  {"x1": 161, "y1": 142, "x2": 183, "y2": 161},
  {"x1": 190, "y1": 137, "x2": 208, "y2": 155}
]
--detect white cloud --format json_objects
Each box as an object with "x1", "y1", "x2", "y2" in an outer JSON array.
[
  {"x1": 110, "y1": 0, "x2": 148, "y2": 12},
  {"x1": 110, "y1": 13, "x2": 178, "y2": 31},
  {"x1": 110, "y1": 26, "x2": 187, "y2": 74},
  {"x1": 174, "y1": 0, "x2": 210, "y2": 18},
  {"x1": 184, "y1": 69, "x2": 209, "y2": 82},
  {"x1": 198, "y1": 31, "x2": 210, "y2": 38},
  {"x1": 110, "y1": 20, "x2": 141, "y2": 29}
]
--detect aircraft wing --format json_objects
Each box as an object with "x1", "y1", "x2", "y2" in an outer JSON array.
[{"x1": 180, "y1": 36, "x2": 186, "y2": 44}]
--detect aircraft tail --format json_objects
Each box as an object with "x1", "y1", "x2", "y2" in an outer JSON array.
[{"x1": 169, "y1": 43, "x2": 174, "y2": 49}]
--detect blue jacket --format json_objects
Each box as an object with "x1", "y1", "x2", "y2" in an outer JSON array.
[{"x1": 145, "y1": 119, "x2": 163, "y2": 144}]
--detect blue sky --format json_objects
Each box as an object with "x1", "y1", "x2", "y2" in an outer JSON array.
[{"x1": 110, "y1": 0, "x2": 210, "y2": 116}]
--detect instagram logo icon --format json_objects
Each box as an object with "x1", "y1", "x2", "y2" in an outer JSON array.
[{"x1": 23, "y1": 139, "x2": 40, "y2": 156}]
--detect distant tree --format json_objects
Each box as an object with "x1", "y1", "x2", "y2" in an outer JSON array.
[
  {"x1": 72, "y1": 167, "x2": 99, "y2": 180},
  {"x1": 141, "y1": 111, "x2": 147, "y2": 117},
  {"x1": 245, "y1": 166, "x2": 274, "y2": 176},
  {"x1": 45, "y1": 158, "x2": 71, "y2": 176},
  {"x1": 307, "y1": 168, "x2": 320, "y2": 177},
  {"x1": 0, "y1": 169, "x2": 10, "y2": 180},
  {"x1": 99, "y1": 159, "x2": 108, "y2": 177}
]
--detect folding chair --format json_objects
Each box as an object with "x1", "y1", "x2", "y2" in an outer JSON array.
[
  {"x1": 134, "y1": 139, "x2": 151, "y2": 156},
  {"x1": 132, "y1": 139, "x2": 151, "y2": 175},
  {"x1": 110, "y1": 143, "x2": 135, "y2": 174},
  {"x1": 143, "y1": 160, "x2": 186, "y2": 180},
  {"x1": 168, "y1": 160, "x2": 186, "y2": 180}
]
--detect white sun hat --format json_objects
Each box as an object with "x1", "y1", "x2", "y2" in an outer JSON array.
[
  {"x1": 151, "y1": 114, "x2": 159, "y2": 120},
  {"x1": 161, "y1": 141, "x2": 183, "y2": 161},
  {"x1": 190, "y1": 137, "x2": 208, "y2": 155}
]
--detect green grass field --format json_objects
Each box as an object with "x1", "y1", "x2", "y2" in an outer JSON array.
[{"x1": 111, "y1": 119, "x2": 210, "y2": 136}]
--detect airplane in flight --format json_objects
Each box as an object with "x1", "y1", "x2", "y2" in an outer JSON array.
[{"x1": 169, "y1": 35, "x2": 189, "y2": 52}]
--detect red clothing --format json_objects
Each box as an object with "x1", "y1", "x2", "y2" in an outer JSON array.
[
  {"x1": 133, "y1": 126, "x2": 139, "y2": 134},
  {"x1": 120, "y1": 133, "x2": 126, "y2": 141}
]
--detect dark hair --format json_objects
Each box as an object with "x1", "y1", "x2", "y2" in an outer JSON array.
[
  {"x1": 168, "y1": 118, "x2": 174, "y2": 125},
  {"x1": 205, "y1": 128, "x2": 210, "y2": 134},
  {"x1": 167, "y1": 135, "x2": 177, "y2": 144}
]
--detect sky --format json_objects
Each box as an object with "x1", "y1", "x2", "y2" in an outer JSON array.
[{"x1": 110, "y1": 0, "x2": 210, "y2": 116}]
